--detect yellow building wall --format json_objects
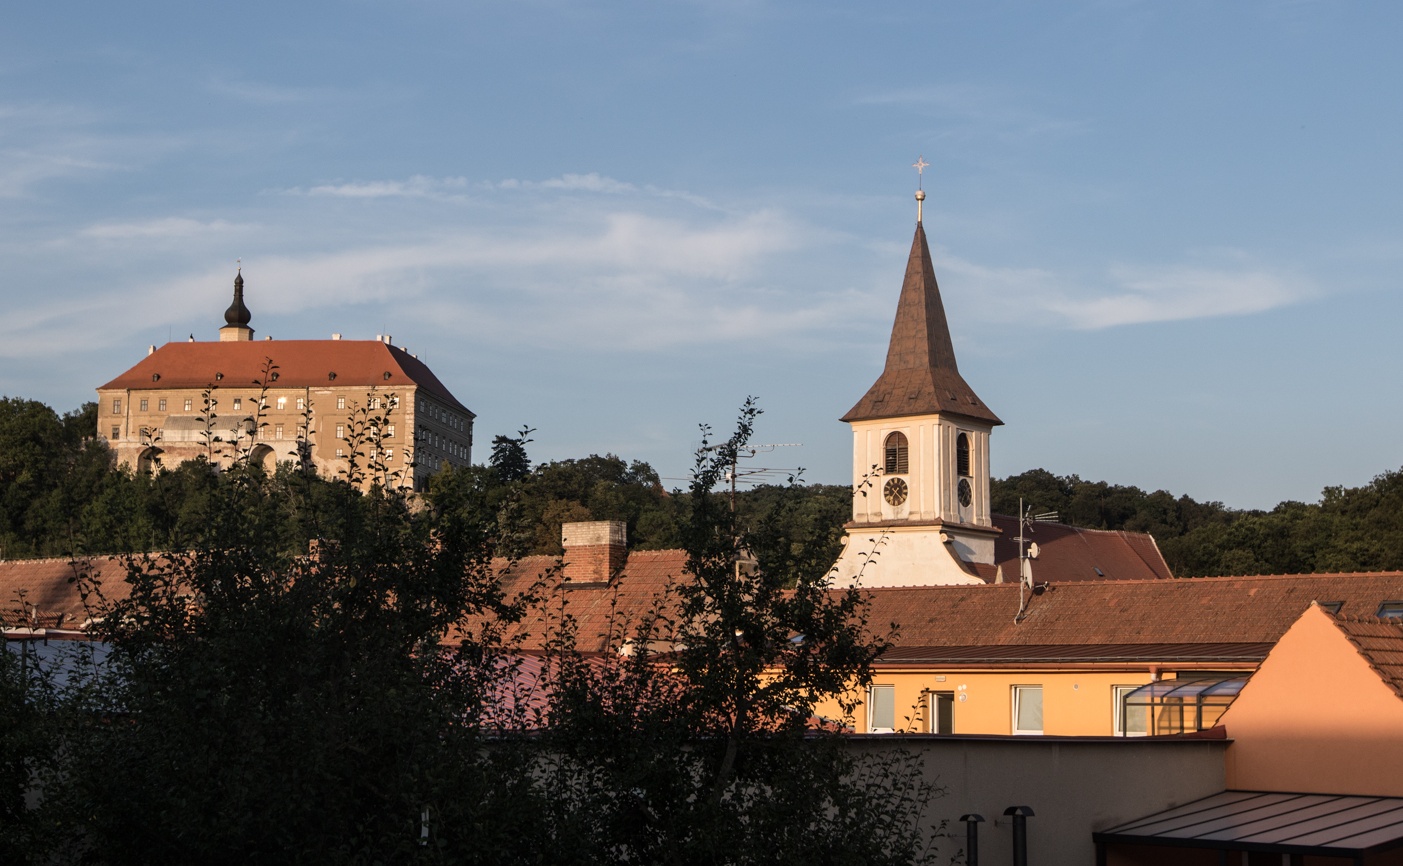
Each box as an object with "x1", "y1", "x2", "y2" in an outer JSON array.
[{"x1": 827, "y1": 669, "x2": 1191, "y2": 736}]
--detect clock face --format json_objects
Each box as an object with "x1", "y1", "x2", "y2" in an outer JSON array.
[
  {"x1": 957, "y1": 478, "x2": 972, "y2": 508},
  {"x1": 883, "y1": 477, "x2": 909, "y2": 507}
]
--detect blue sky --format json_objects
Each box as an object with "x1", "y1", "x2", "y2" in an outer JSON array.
[{"x1": 3, "y1": 1, "x2": 1401, "y2": 509}]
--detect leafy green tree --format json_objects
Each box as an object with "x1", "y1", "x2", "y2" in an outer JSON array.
[{"x1": 531, "y1": 400, "x2": 941, "y2": 865}]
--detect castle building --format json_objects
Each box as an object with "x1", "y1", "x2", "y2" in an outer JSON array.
[{"x1": 95, "y1": 270, "x2": 474, "y2": 490}]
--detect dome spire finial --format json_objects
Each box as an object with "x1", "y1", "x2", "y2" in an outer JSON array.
[
  {"x1": 912, "y1": 155, "x2": 929, "y2": 223},
  {"x1": 225, "y1": 263, "x2": 250, "y2": 326}
]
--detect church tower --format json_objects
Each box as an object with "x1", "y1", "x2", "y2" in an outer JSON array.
[{"x1": 829, "y1": 179, "x2": 1003, "y2": 587}]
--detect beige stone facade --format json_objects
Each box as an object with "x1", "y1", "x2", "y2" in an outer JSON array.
[{"x1": 96, "y1": 273, "x2": 473, "y2": 491}]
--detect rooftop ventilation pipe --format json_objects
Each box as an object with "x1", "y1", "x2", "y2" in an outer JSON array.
[
  {"x1": 1003, "y1": 806, "x2": 1034, "y2": 866},
  {"x1": 960, "y1": 814, "x2": 985, "y2": 865}
]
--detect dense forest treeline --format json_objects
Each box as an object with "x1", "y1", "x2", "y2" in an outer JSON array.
[{"x1": 3, "y1": 396, "x2": 1403, "y2": 577}]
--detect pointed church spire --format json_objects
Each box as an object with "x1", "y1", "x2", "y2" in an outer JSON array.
[{"x1": 841, "y1": 198, "x2": 1000, "y2": 425}]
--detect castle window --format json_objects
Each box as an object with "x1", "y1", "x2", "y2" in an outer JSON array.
[
  {"x1": 184, "y1": 399, "x2": 193, "y2": 412},
  {"x1": 139, "y1": 399, "x2": 148, "y2": 412},
  {"x1": 158, "y1": 399, "x2": 167, "y2": 412},
  {"x1": 111, "y1": 399, "x2": 122, "y2": 414},
  {"x1": 369, "y1": 397, "x2": 381, "y2": 410},
  {"x1": 956, "y1": 433, "x2": 971, "y2": 477},
  {"x1": 276, "y1": 397, "x2": 287, "y2": 410},
  {"x1": 275, "y1": 424, "x2": 284, "y2": 439},
  {"x1": 296, "y1": 397, "x2": 305, "y2": 411},
  {"x1": 111, "y1": 426, "x2": 120, "y2": 439},
  {"x1": 386, "y1": 425, "x2": 396, "y2": 438},
  {"x1": 337, "y1": 396, "x2": 346, "y2": 410},
  {"x1": 883, "y1": 432, "x2": 909, "y2": 475},
  {"x1": 233, "y1": 398, "x2": 242, "y2": 411}
]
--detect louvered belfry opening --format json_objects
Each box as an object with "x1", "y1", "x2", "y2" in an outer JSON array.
[
  {"x1": 884, "y1": 432, "x2": 909, "y2": 475},
  {"x1": 956, "y1": 432, "x2": 970, "y2": 477}
]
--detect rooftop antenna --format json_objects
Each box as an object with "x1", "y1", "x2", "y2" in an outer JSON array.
[
  {"x1": 912, "y1": 155, "x2": 929, "y2": 223},
  {"x1": 701, "y1": 442, "x2": 803, "y2": 580},
  {"x1": 1014, "y1": 497, "x2": 1059, "y2": 623}
]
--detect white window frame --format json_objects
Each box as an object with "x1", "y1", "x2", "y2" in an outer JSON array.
[
  {"x1": 928, "y1": 690, "x2": 955, "y2": 734},
  {"x1": 1012, "y1": 685, "x2": 1043, "y2": 735},
  {"x1": 1114, "y1": 685, "x2": 1149, "y2": 737},
  {"x1": 867, "y1": 684, "x2": 896, "y2": 733}
]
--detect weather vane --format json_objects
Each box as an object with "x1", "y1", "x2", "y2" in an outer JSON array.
[{"x1": 912, "y1": 155, "x2": 929, "y2": 222}]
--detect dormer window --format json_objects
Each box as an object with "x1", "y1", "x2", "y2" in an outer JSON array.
[
  {"x1": 956, "y1": 433, "x2": 971, "y2": 477},
  {"x1": 883, "y1": 432, "x2": 909, "y2": 474}
]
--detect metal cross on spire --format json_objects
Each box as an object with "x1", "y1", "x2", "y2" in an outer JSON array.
[{"x1": 912, "y1": 155, "x2": 930, "y2": 222}]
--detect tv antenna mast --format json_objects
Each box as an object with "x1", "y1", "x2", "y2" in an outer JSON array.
[
  {"x1": 1014, "y1": 497, "x2": 1058, "y2": 623},
  {"x1": 703, "y1": 442, "x2": 804, "y2": 513}
]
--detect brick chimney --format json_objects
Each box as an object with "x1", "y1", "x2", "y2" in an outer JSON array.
[{"x1": 561, "y1": 520, "x2": 627, "y2": 584}]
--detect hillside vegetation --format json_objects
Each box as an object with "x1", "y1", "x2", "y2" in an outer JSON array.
[{"x1": 3, "y1": 397, "x2": 1402, "y2": 577}]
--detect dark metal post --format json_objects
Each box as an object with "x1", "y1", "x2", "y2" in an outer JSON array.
[
  {"x1": 1003, "y1": 806, "x2": 1034, "y2": 866},
  {"x1": 960, "y1": 813, "x2": 985, "y2": 865}
]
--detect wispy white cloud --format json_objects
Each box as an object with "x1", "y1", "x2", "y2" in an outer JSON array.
[
  {"x1": 0, "y1": 205, "x2": 821, "y2": 358},
  {"x1": 205, "y1": 78, "x2": 333, "y2": 105},
  {"x1": 851, "y1": 83, "x2": 1086, "y2": 139},
  {"x1": 938, "y1": 251, "x2": 1314, "y2": 330},
  {"x1": 79, "y1": 218, "x2": 256, "y2": 240},
  {"x1": 496, "y1": 172, "x2": 638, "y2": 194},
  {"x1": 1049, "y1": 265, "x2": 1313, "y2": 329},
  {"x1": 299, "y1": 175, "x2": 471, "y2": 199},
  {"x1": 0, "y1": 102, "x2": 185, "y2": 198}
]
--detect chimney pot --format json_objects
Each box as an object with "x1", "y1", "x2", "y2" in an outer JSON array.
[{"x1": 561, "y1": 520, "x2": 627, "y2": 583}]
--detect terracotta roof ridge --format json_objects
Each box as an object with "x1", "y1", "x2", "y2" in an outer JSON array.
[
  {"x1": 1174, "y1": 571, "x2": 1403, "y2": 582},
  {"x1": 1110, "y1": 529, "x2": 1174, "y2": 579},
  {"x1": 1, "y1": 554, "x2": 119, "y2": 566},
  {"x1": 1327, "y1": 612, "x2": 1403, "y2": 701},
  {"x1": 1331, "y1": 612, "x2": 1403, "y2": 624}
]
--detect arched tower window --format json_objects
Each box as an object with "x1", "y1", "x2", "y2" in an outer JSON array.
[
  {"x1": 956, "y1": 433, "x2": 971, "y2": 477},
  {"x1": 883, "y1": 432, "x2": 909, "y2": 474}
]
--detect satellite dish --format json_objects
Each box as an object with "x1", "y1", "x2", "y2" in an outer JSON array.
[{"x1": 1028, "y1": 542, "x2": 1040, "y2": 560}]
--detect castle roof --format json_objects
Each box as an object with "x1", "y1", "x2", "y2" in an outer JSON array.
[
  {"x1": 842, "y1": 223, "x2": 1000, "y2": 425},
  {"x1": 97, "y1": 339, "x2": 472, "y2": 415}
]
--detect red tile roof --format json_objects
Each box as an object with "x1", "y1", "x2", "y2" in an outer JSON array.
[
  {"x1": 0, "y1": 556, "x2": 132, "y2": 629},
  {"x1": 9, "y1": 548, "x2": 1400, "y2": 672},
  {"x1": 878, "y1": 642, "x2": 1276, "y2": 665},
  {"x1": 1332, "y1": 615, "x2": 1403, "y2": 700},
  {"x1": 863, "y1": 573, "x2": 1403, "y2": 650},
  {"x1": 97, "y1": 340, "x2": 471, "y2": 414},
  {"x1": 481, "y1": 550, "x2": 690, "y2": 653},
  {"x1": 989, "y1": 514, "x2": 1172, "y2": 583}
]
